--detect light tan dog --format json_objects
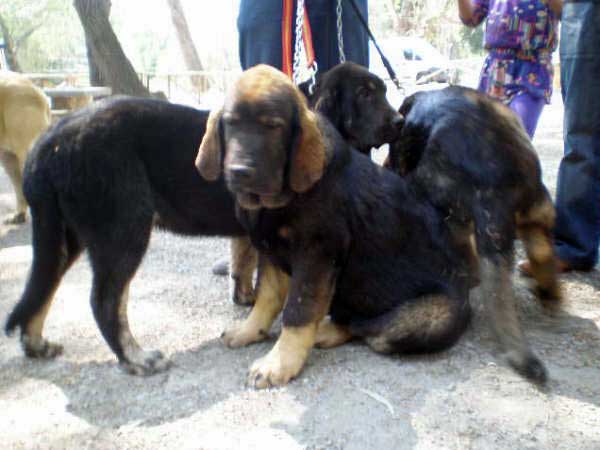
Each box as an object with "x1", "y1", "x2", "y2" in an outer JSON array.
[{"x1": 0, "y1": 71, "x2": 51, "y2": 224}]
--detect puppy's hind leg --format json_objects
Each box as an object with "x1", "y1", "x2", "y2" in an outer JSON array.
[
  {"x1": 517, "y1": 194, "x2": 562, "y2": 304},
  {"x1": 315, "y1": 316, "x2": 352, "y2": 349},
  {"x1": 5, "y1": 206, "x2": 82, "y2": 358},
  {"x1": 88, "y1": 220, "x2": 170, "y2": 376},
  {"x1": 351, "y1": 294, "x2": 471, "y2": 355}
]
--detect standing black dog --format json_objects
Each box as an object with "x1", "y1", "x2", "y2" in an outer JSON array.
[
  {"x1": 385, "y1": 86, "x2": 561, "y2": 383},
  {"x1": 5, "y1": 97, "x2": 258, "y2": 375},
  {"x1": 196, "y1": 65, "x2": 473, "y2": 389}
]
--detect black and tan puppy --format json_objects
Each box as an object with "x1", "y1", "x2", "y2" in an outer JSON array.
[
  {"x1": 5, "y1": 97, "x2": 258, "y2": 375},
  {"x1": 196, "y1": 65, "x2": 472, "y2": 389},
  {"x1": 385, "y1": 86, "x2": 561, "y2": 384},
  {"x1": 302, "y1": 62, "x2": 403, "y2": 155}
]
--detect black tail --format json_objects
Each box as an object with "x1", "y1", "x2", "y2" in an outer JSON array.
[{"x1": 5, "y1": 182, "x2": 79, "y2": 336}]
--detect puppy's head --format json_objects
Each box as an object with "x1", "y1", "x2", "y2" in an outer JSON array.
[
  {"x1": 309, "y1": 62, "x2": 404, "y2": 154},
  {"x1": 195, "y1": 65, "x2": 325, "y2": 210}
]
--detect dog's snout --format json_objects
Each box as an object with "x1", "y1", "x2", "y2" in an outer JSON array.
[
  {"x1": 392, "y1": 113, "x2": 405, "y2": 128},
  {"x1": 227, "y1": 164, "x2": 255, "y2": 180}
]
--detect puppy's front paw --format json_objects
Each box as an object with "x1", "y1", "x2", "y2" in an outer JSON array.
[
  {"x1": 222, "y1": 322, "x2": 269, "y2": 348},
  {"x1": 246, "y1": 326, "x2": 314, "y2": 389},
  {"x1": 247, "y1": 344, "x2": 306, "y2": 389},
  {"x1": 232, "y1": 283, "x2": 255, "y2": 306}
]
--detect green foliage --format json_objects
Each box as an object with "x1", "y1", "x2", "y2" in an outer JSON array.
[
  {"x1": 0, "y1": 0, "x2": 85, "y2": 71},
  {"x1": 369, "y1": 0, "x2": 486, "y2": 59}
]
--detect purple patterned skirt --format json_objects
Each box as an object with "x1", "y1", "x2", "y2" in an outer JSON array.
[{"x1": 478, "y1": 48, "x2": 554, "y2": 104}]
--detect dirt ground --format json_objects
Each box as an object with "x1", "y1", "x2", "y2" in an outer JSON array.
[{"x1": 1, "y1": 96, "x2": 599, "y2": 450}]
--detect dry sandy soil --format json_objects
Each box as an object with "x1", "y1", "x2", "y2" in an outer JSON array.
[{"x1": 1, "y1": 96, "x2": 599, "y2": 450}]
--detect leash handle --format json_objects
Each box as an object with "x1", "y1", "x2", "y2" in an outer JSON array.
[{"x1": 346, "y1": 0, "x2": 402, "y2": 91}]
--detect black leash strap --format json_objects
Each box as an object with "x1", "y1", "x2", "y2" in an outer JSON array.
[{"x1": 346, "y1": 0, "x2": 402, "y2": 90}]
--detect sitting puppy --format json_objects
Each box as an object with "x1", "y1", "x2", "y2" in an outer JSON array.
[
  {"x1": 0, "y1": 72, "x2": 51, "y2": 224},
  {"x1": 385, "y1": 86, "x2": 561, "y2": 384},
  {"x1": 196, "y1": 65, "x2": 473, "y2": 389},
  {"x1": 211, "y1": 62, "x2": 404, "y2": 277},
  {"x1": 5, "y1": 97, "x2": 258, "y2": 375}
]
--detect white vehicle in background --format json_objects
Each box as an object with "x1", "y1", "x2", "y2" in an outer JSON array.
[{"x1": 369, "y1": 36, "x2": 454, "y2": 87}]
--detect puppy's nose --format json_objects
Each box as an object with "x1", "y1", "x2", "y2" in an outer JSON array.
[
  {"x1": 228, "y1": 164, "x2": 255, "y2": 180},
  {"x1": 392, "y1": 114, "x2": 405, "y2": 128}
]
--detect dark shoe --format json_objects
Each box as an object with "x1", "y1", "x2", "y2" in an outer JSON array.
[
  {"x1": 518, "y1": 257, "x2": 579, "y2": 278},
  {"x1": 212, "y1": 259, "x2": 230, "y2": 276}
]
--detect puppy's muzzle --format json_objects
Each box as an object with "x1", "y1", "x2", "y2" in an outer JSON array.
[{"x1": 392, "y1": 113, "x2": 405, "y2": 129}]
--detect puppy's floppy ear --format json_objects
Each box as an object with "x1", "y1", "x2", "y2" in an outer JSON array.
[
  {"x1": 195, "y1": 108, "x2": 223, "y2": 181},
  {"x1": 289, "y1": 95, "x2": 326, "y2": 193}
]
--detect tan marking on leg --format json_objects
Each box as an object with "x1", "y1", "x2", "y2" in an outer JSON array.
[
  {"x1": 448, "y1": 221, "x2": 480, "y2": 287},
  {"x1": 516, "y1": 196, "x2": 556, "y2": 229},
  {"x1": 117, "y1": 283, "x2": 170, "y2": 375},
  {"x1": 315, "y1": 316, "x2": 352, "y2": 349},
  {"x1": 230, "y1": 236, "x2": 258, "y2": 305},
  {"x1": 223, "y1": 262, "x2": 289, "y2": 347},
  {"x1": 248, "y1": 323, "x2": 317, "y2": 389},
  {"x1": 518, "y1": 225, "x2": 562, "y2": 303},
  {"x1": 517, "y1": 196, "x2": 561, "y2": 302},
  {"x1": 21, "y1": 272, "x2": 63, "y2": 358}
]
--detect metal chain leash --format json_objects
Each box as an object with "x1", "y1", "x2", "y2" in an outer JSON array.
[
  {"x1": 292, "y1": 0, "x2": 318, "y2": 92},
  {"x1": 292, "y1": 0, "x2": 305, "y2": 86},
  {"x1": 336, "y1": 0, "x2": 346, "y2": 63}
]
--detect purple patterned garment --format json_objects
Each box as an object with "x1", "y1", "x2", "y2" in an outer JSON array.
[{"x1": 461, "y1": 0, "x2": 559, "y2": 104}]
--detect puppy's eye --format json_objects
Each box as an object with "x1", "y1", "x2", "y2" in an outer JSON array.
[
  {"x1": 261, "y1": 117, "x2": 286, "y2": 129},
  {"x1": 357, "y1": 87, "x2": 373, "y2": 100}
]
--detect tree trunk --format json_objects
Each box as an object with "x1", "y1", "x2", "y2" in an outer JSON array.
[
  {"x1": 84, "y1": 37, "x2": 105, "y2": 86},
  {"x1": 73, "y1": 0, "x2": 151, "y2": 97},
  {"x1": 166, "y1": 0, "x2": 208, "y2": 92},
  {"x1": 0, "y1": 13, "x2": 22, "y2": 72}
]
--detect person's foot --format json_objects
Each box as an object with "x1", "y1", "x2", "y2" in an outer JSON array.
[
  {"x1": 518, "y1": 257, "x2": 589, "y2": 277},
  {"x1": 212, "y1": 259, "x2": 230, "y2": 276}
]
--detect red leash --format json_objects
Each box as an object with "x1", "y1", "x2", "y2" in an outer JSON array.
[{"x1": 282, "y1": 0, "x2": 315, "y2": 79}]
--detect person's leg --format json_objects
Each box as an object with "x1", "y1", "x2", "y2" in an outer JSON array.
[
  {"x1": 553, "y1": 1, "x2": 600, "y2": 270},
  {"x1": 237, "y1": 0, "x2": 283, "y2": 70},
  {"x1": 341, "y1": 0, "x2": 369, "y2": 67},
  {"x1": 306, "y1": 0, "x2": 369, "y2": 72},
  {"x1": 508, "y1": 92, "x2": 546, "y2": 138}
]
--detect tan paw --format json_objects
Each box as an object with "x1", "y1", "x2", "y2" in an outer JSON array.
[
  {"x1": 221, "y1": 322, "x2": 269, "y2": 348},
  {"x1": 315, "y1": 317, "x2": 352, "y2": 349},
  {"x1": 247, "y1": 344, "x2": 307, "y2": 389},
  {"x1": 232, "y1": 283, "x2": 255, "y2": 306}
]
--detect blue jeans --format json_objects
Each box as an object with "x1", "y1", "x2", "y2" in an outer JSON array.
[
  {"x1": 237, "y1": 0, "x2": 369, "y2": 71},
  {"x1": 554, "y1": 0, "x2": 600, "y2": 269}
]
